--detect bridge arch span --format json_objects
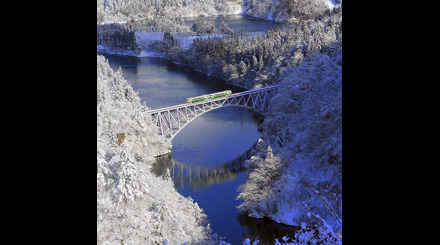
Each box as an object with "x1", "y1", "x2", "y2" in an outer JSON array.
[{"x1": 146, "y1": 85, "x2": 279, "y2": 140}]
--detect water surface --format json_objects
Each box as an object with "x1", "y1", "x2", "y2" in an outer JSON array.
[{"x1": 183, "y1": 15, "x2": 278, "y2": 34}]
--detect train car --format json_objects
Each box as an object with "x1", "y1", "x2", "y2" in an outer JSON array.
[
  {"x1": 185, "y1": 95, "x2": 207, "y2": 104},
  {"x1": 186, "y1": 90, "x2": 232, "y2": 103}
]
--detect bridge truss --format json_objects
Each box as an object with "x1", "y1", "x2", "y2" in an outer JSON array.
[{"x1": 147, "y1": 85, "x2": 279, "y2": 140}]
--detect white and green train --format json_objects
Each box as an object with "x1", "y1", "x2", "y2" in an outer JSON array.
[{"x1": 186, "y1": 90, "x2": 232, "y2": 104}]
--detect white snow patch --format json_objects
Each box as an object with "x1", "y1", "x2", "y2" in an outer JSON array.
[
  {"x1": 323, "y1": 0, "x2": 337, "y2": 9},
  {"x1": 233, "y1": 4, "x2": 244, "y2": 15},
  {"x1": 174, "y1": 34, "x2": 228, "y2": 49},
  {"x1": 137, "y1": 51, "x2": 165, "y2": 58},
  {"x1": 270, "y1": 201, "x2": 301, "y2": 226}
]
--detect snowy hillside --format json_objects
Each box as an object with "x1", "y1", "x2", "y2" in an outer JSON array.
[
  {"x1": 97, "y1": 0, "x2": 244, "y2": 24},
  {"x1": 244, "y1": 0, "x2": 339, "y2": 21},
  {"x1": 237, "y1": 44, "x2": 342, "y2": 243},
  {"x1": 97, "y1": 0, "x2": 341, "y2": 24},
  {"x1": 97, "y1": 55, "x2": 217, "y2": 244}
]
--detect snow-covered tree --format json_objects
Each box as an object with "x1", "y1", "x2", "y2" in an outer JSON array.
[
  {"x1": 97, "y1": 0, "x2": 245, "y2": 24},
  {"x1": 192, "y1": 20, "x2": 216, "y2": 35},
  {"x1": 237, "y1": 145, "x2": 283, "y2": 217},
  {"x1": 245, "y1": 0, "x2": 335, "y2": 22},
  {"x1": 220, "y1": 21, "x2": 234, "y2": 35}
]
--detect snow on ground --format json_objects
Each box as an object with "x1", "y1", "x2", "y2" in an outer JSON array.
[
  {"x1": 136, "y1": 31, "x2": 164, "y2": 41},
  {"x1": 135, "y1": 30, "x2": 229, "y2": 51},
  {"x1": 233, "y1": 2, "x2": 245, "y2": 15},
  {"x1": 138, "y1": 51, "x2": 166, "y2": 58},
  {"x1": 98, "y1": 32, "x2": 230, "y2": 58},
  {"x1": 270, "y1": 202, "x2": 302, "y2": 226},
  {"x1": 323, "y1": 0, "x2": 337, "y2": 9},
  {"x1": 176, "y1": 33, "x2": 228, "y2": 49}
]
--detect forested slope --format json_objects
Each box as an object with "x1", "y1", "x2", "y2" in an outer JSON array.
[
  {"x1": 97, "y1": 0, "x2": 243, "y2": 23},
  {"x1": 237, "y1": 44, "x2": 342, "y2": 243},
  {"x1": 97, "y1": 0, "x2": 339, "y2": 24},
  {"x1": 97, "y1": 55, "x2": 217, "y2": 244},
  {"x1": 175, "y1": 14, "x2": 341, "y2": 89},
  {"x1": 244, "y1": 0, "x2": 340, "y2": 21}
]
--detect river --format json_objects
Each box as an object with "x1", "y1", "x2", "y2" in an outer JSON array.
[
  {"x1": 100, "y1": 15, "x2": 295, "y2": 245},
  {"x1": 183, "y1": 15, "x2": 278, "y2": 34}
]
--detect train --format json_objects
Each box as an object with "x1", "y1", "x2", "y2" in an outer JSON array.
[{"x1": 186, "y1": 90, "x2": 232, "y2": 104}]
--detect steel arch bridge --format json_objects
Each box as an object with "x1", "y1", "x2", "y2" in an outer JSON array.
[{"x1": 146, "y1": 85, "x2": 279, "y2": 140}]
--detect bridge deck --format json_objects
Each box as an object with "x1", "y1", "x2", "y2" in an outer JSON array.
[
  {"x1": 147, "y1": 84, "x2": 279, "y2": 140},
  {"x1": 147, "y1": 85, "x2": 279, "y2": 114}
]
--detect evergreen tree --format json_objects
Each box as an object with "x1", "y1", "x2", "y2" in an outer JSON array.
[{"x1": 220, "y1": 20, "x2": 233, "y2": 35}]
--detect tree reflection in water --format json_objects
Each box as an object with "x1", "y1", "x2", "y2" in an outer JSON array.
[
  {"x1": 152, "y1": 140, "x2": 299, "y2": 244},
  {"x1": 152, "y1": 139, "x2": 258, "y2": 190},
  {"x1": 237, "y1": 213, "x2": 297, "y2": 245}
]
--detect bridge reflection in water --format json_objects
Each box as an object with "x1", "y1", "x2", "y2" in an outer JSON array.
[{"x1": 152, "y1": 139, "x2": 260, "y2": 189}]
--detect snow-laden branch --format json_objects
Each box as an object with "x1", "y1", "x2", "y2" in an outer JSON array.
[
  {"x1": 299, "y1": 197, "x2": 341, "y2": 243},
  {"x1": 305, "y1": 182, "x2": 342, "y2": 228}
]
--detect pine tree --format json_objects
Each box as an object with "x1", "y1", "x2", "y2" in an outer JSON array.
[
  {"x1": 220, "y1": 20, "x2": 233, "y2": 35},
  {"x1": 258, "y1": 55, "x2": 264, "y2": 71},
  {"x1": 239, "y1": 60, "x2": 248, "y2": 76}
]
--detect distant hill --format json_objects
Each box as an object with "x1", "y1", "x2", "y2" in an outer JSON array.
[{"x1": 97, "y1": 0, "x2": 341, "y2": 23}]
